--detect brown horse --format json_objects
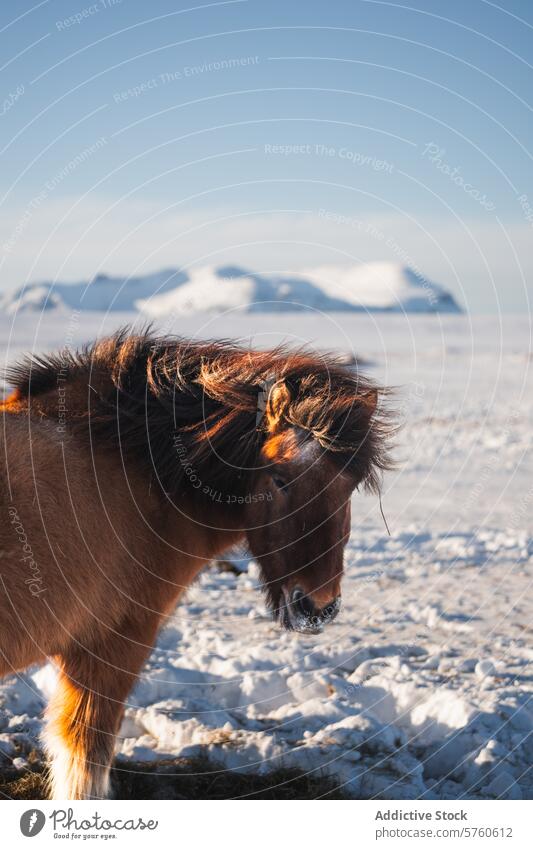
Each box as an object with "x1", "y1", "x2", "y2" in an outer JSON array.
[{"x1": 0, "y1": 329, "x2": 390, "y2": 799}]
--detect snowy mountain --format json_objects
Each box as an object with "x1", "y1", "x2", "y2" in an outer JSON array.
[
  {"x1": 0, "y1": 269, "x2": 188, "y2": 314},
  {"x1": 136, "y1": 265, "x2": 361, "y2": 316},
  {"x1": 300, "y1": 263, "x2": 460, "y2": 313},
  {"x1": 0, "y1": 262, "x2": 461, "y2": 315}
]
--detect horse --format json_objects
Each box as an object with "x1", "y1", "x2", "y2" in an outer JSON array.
[{"x1": 0, "y1": 329, "x2": 390, "y2": 799}]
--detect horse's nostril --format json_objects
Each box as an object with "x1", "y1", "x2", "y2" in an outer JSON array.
[
  {"x1": 322, "y1": 597, "x2": 341, "y2": 622},
  {"x1": 290, "y1": 590, "x2": 341, "y2": 626},
  {"x1": 291, "y1": 588, "x2": 316, "y2": 619}
]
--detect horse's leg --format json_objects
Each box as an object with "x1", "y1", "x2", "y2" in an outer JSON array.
[{"x1": 44, "y1": 615, "x2": 159, "y2": 800}]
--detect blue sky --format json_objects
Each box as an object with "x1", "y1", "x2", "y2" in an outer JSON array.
[{"x1": 0, "y1": 0, "x2": 532, "y2": 312}]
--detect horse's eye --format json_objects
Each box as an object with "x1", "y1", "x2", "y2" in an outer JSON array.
[{"x1": 272, "y1": 475, "x2": 287, "y2": 490}]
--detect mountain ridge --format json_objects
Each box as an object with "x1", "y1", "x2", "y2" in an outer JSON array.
[{"x1": 0, "y1": 262, "x2": 462, "y2": 315}]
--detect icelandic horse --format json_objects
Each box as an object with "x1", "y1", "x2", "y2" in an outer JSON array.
[{"x1": 0, "y1": 330, "x2": 390, "y2": 798}]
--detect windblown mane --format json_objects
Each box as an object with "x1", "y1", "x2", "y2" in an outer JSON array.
[{"x1": 7, "y1": 328, "x2": 392, "y2": 499}]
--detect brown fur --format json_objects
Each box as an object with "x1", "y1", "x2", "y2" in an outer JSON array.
[{"x1": 0, "y1": 329, "x2": 391, "y2": 799}]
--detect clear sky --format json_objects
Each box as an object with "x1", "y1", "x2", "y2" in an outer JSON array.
[{"x1": 0, "y1": 0, "x2": 532, "y2": 312}]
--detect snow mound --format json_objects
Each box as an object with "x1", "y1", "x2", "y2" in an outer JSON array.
[{"x1": 0, "y1": 263, "x2": 461, "y2": 315}]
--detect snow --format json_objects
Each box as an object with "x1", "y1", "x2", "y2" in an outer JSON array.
[
  {"x1": 0, "y1": 262, "x2": 461, "y2": 316},
  {"x1": 0, "y1": 310, "x2": 531, "y2": 799}
]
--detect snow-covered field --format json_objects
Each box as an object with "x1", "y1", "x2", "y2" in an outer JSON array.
[{"x1": 0, "y1": 311, "x2": 531, "y2": 799}]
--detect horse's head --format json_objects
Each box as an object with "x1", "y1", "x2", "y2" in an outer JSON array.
[{"x1": 244, "y1": 377, "x2": 385, "y2": 634}]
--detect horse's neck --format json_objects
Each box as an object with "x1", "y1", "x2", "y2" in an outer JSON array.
[
  {"x1": 166, "y1": 500, "x2": 247, "y2": 560},
  {"x1": 22, "y1": 371, "x2": 250, "y2": 561}
]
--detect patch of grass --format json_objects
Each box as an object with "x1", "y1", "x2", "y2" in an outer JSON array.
[
  {"x1": 0, "y1": 757, "x2": 47, "y2": 801},
  {"x1": 1, "y1": 756, "x2": 348, "y2": 800}
]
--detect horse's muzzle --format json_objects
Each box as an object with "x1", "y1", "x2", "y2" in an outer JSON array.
[{"x1": 281, "y1": 587, "x2": 341, "y2": 633}]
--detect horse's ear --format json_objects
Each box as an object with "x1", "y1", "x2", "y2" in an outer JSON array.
[{"x1": 265, "y1": 380, "x2": 291, "y2": 430}]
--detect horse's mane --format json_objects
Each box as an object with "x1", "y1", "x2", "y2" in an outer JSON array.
[{"x1": 7, "y1": 328, "x2": 392, "y2": 498}]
